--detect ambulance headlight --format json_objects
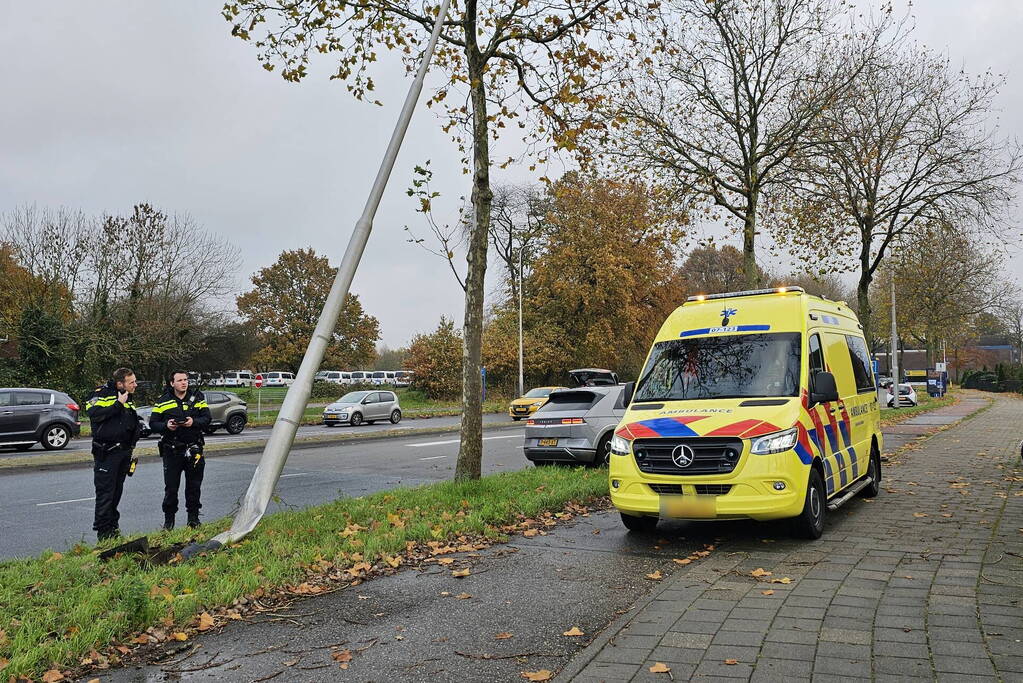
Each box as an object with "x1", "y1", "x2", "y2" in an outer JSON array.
[
  {"x1": 610, "y1": 434, "x2": 632, "y2": 456},
  {"x1": 750, "y1": 427, "x2": 798, "y2": 455}
]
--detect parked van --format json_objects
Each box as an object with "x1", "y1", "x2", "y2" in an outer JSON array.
[
  {"x1": 264, "y1": 371, "x2": 295, "y2": 387},
  {"x1": 349, "y1": 371, "x2": 371, "y2": 385},
  {"x1": 315, "y1": 371, "x2": 351, "y2": 385},
  {"x1": 609, "y1": 287, "x2": 883, "y2": 539},
  {"x1": 222, "y1": 371, "x2": 254, "y2": 388},
  {"x1": 370, "y1": 371, "x2": 396, "y2": 386},
  {"x1": 395, "y1": 370, "x2": 414, "y2": 387}
]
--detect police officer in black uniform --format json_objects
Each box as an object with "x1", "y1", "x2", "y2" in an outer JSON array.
[
  {"x1": 150, "y1": 370, "x2": 211, "y2": 529},
  {"x1": 86, "y1": 367, "x2": 141, "y2": 541}
]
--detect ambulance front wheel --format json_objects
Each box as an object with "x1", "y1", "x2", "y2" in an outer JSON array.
[
  {"x1": 859, "y1": 446, "x2": 881, "y2": 498},
  {"x1": 620, "y1": 512, "x2": 658, "y2": 533},
  {"x1": 793, "y1": 469, "x2": 825, "y2": 539}
]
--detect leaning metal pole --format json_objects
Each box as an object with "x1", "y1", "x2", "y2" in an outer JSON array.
[{"x1": 205, "y1": 0, "x2": 452, "y2": 550}]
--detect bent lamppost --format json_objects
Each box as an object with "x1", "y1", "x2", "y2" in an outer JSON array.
[{"x1": 188, "y1": 0, "x2": 453, "y2": 555}]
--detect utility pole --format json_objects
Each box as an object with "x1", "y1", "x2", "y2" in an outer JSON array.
[
  {"x1": 517, "y1": 243, "x2": 524, "y2": 397},
  {"x1": 890, "y1": 277, "x2": 900, "y2": 410},
  {"x1": 205, "y1": 0, "x2": 453, "y2": 551}
]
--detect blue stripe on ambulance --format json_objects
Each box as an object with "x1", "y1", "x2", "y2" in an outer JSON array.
[{"x1": 636, "y1": 418, "x2": 700, "y2": 438}]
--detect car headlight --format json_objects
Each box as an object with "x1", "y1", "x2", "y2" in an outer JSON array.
[
  {"x1": 610, "y1": 434, "x2": 632, "y2": 456},
  {"x1": 750, "y1": 427, "x2": 798, "y2": 455},
  {"x1": 532, "y1": 401, "x2": 544, "y2": 407}
]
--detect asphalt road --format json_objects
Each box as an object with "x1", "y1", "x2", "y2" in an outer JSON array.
[
  {"x1": 0, "y1": 412, "x2": 516, "y2": 458},
  {"x1": 0, "y1": 423, "x2": 528, "y2": 560}
]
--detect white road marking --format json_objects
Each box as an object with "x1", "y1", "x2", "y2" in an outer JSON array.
[
  {"x1": 280, "y1": 473, "x2": 308, "y2": 478},
  {"x1": 406, "y1": 434, "x2": 521, "y2": 448},
  {"x1": 418, "y1": 455, "x2": 448, "y2": 461},
  {"x1": 36, "y1": 496, "x2": 96, "y2": 507}
]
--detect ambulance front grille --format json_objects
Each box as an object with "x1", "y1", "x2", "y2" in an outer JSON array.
[{"x1": 633, "y1": 438, "x2": 744, "y2": 475}]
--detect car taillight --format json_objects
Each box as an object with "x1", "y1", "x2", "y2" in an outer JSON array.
[
  {"x1": 526, "y1": 419, "x2": 535, "y2": 425},
  {"x1": 561, "y1": 418, "x2": 585, "y2": 425},
  {"x1": 66, "y1": 403, "x2": 79, "y2": 411}
]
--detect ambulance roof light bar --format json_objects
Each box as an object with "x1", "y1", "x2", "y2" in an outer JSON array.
[{"x1": 687, "y1": 286, "x2": 805, "y2": 303}]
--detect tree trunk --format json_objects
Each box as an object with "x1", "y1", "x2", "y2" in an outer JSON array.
[
  {"x1": 856, "y1": 220, "x2": 874, "y2": 350},
  {"x1": 741, "y1": 194, "x2": 759, "y2": 288},
  {"x1": 454, "y1": 20, "x2": 491, "y2": 481}
]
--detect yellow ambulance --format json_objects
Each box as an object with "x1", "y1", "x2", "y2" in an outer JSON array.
[{"x1": 609, "y1": 287, "x2": 882, "y2": 538}]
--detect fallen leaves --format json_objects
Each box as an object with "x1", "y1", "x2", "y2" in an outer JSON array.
[
  {"x1": 196, "y1": 612, "x2": 215, "y2": 632},
  {"x1": 451, "y1": 568, "x2": 471, "y2": 578},
  {"x1": 649, "y1": 662, "x2": 671, "y2": 673},
  {"x1": 521, "y1": 670, "x2": 553, "y2": 681},
  {"x1": 332, "y1": 648, "x2": 354, "y2": 669},
  {"x1": 41, "y1": 670, "x2": 65, "y2": 682},
  {"x1": 724, "y1": 658, "x2": 739, "y2": 665},
  {"x1": 913, "y1": 512, "x2": 928, "y2": 518},
  {"x1": 673, "y1": 558, "x2": 691, "y2": 565},
  {"x1": 171, "y1": 632, "x2": 188, "y2": 641},
  {"x1": 646, "y1": 570, "x2": 664, "y2": 581},
  {"x1": 750, "y1": 568, "x2": 772, "y2": 578},
  {"x1": 562, "y1": 626, "x2": 585, "y2": 637},
  {"x1": 770, "y1": 577, "x2": 793, "y2": 585},
  {"x1": 496, "y1": 632, "x2": 514, "y2": 640},
  {"x1": 455, "y1": 592, "x2": 473, "y2": 600},
  {"x1": 761, "y1": 590, "x2": 775, "y2": 596}
]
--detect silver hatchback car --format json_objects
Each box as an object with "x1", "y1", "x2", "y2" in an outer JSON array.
[
  {"x1": 322, "y1": 390, "x2": 402, "y2": 427},
  {"x1": 523, "y1": 371, "x2": 625, "y2": 467}
]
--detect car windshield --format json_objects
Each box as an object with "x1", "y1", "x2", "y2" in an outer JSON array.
[
  {"x1": 524, "y1": 388, "x2": 552, "y2": 398},
  {"x1": 634, "y1": 332, "x2": 801, "y2": 401},
  {"x1": 337, "y1": 391, "x2": 371, "y2": 403}
]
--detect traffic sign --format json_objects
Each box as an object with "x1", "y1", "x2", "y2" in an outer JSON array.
[{"x1": 254, "y1": 373, "x2": 264, "y2": 388}]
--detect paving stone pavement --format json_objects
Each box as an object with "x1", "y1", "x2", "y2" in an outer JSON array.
[{"x1": 560, "y1": 394, "x2": 1023, "y2": 682}]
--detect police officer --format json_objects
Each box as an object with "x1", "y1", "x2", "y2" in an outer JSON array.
[
  {"x1": 150, "y1": 370, "x2": 211, "y2": 529},
  {"x1": 87, "y1": 367, "x2": 141, "y2": 541}
]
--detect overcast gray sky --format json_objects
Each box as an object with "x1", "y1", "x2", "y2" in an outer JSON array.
[{"x1": 2, "y1": 1, "x2": 1021, "y2": 347}]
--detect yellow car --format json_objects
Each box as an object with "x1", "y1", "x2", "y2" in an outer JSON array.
[
  {"x1": 610, "y1": 286, "x2": 883, "y2": 539},
  {"x1": 509, "y1": 387, "x2": 566, "y2": 420}
]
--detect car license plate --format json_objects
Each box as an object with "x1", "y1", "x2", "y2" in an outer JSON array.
[
  {"x1": 325, "y1": 414, "x2": 337, "y2": 419},
  {"x1": 538, "y1": 438, "x2": 558, "y2": 447}
]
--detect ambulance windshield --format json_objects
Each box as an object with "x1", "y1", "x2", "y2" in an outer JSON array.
[{"x1": 634, "y1": 332, "x2": 801, "y2": 401}]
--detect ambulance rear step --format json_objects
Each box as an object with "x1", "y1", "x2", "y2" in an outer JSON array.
[{"x1": 826, "y1": 476, "x2": 874, "y2": 511}]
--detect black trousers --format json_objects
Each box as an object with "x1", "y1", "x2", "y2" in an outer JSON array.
[
  {"x1": 93, "y1": 446, "x2": 132, "y2": 535},
  {"x1": 161, "y1": 442, "x2": 205, "y2": 516}
]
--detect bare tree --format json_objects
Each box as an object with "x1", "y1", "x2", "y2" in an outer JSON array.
[
  {"x1": 588, "y1": 0, "x2": 890, "y2": 287},
  {"x1": 779, "y1": 44, "x2": 1023, "y2": 346},
  {"x1": 488, "y1": 182, "x2": 550, "y2": 302}
]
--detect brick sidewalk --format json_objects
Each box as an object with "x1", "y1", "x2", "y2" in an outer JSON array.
[{"x1": 561, "y1": 394, "x2": 1023, "y2": 682}]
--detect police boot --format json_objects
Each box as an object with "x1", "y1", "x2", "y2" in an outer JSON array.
[
  {"x1": 187, "y1": 513, "x2": 200, "y2": 528},
  {"x1": 163, "y1": 514, "x2": 175, "y2": 531}
]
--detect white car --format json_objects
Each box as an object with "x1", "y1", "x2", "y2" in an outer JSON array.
[
  {"x1": 887, "y1": 383, "x2": 918, "y2": 407},
  {"x1": 263, "y1": 371, "x2": 295, "y2": 387}
]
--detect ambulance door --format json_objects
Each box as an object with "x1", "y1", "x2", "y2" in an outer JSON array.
[
  {"x1": 807, "y1": 332, "x2": 842, "y2": 496},
  {"x1": 821, "y1": 332, "x2": 861, "y2": 487},
  {"x1": 842, "y1": 334, "x2": 878, "y2": 474}
]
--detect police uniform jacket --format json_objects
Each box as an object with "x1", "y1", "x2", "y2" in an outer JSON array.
[
  {"x1": 149, "y1": 388, "x2": 211, "y2": 446},
  {"x1": 87, "y1": 381, "x2": 141, "y2": 448}
]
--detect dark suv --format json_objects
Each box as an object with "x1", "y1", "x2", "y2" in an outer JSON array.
[{"x1": 0, "y1": 387, "x2": 81, "y2": 450}]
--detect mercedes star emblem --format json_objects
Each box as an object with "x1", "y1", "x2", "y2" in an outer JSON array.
[{"x1": 671, "y1": 444, "x2": 695, "y2": 468}]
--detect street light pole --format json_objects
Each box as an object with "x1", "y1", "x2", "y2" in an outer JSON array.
[
  {"x1": 205, "y1": 0, "x2": 453, "y2": 551},
  {"x1": 890, "y1": 276, "x2": 900, "y2": 410},
  {"x1": 517, "y1": 243, "x2": 524, "y2": 398}
]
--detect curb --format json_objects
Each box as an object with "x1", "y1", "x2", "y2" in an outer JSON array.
[{"x1": 0, "y1": 420, "x2": 520, "y2": 475}]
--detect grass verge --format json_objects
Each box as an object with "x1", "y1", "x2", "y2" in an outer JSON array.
[{"x1": 0, "y1": 465, "x2": 608, "y2": 679}]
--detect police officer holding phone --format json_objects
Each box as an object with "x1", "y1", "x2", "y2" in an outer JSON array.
[
  {"x1": 86, "y1": 367, "x2": 141, "y2": 541},
  {"x1": 150, "y1": 370, "x2": 211, "y2": 529}
]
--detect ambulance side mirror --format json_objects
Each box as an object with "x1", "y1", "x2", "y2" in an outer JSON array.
[
  {"x1": 622, "y1": 381, "x2": 635, "y2": 406},
  {"x1": 810, "y1": 372, "x2": 839, "y2": 405}
]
